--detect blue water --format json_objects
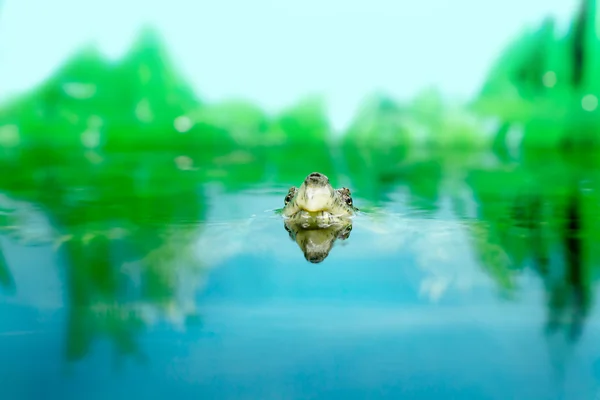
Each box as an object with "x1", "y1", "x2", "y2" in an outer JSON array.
[{"x1": 1, "y1": 183, "x2": 600, "y2": 400}]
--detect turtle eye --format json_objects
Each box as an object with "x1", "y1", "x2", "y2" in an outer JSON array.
[
  {"x1": 285, "y1": 189, "x2": 296, "y2": 205},
  {"x1": 339, "y1": 225, "x2": 352, "y2": 239},
  {"x1": 345, "y1": 197, "x2": 353, "y2": 206}
]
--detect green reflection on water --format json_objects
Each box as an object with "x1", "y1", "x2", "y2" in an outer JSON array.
[
  {"x1": 465, "y1": 149, "x2": 600, "y2": 341},
  {"x1": 2, "y1": 146, "x2": 600, "y2": 362}
]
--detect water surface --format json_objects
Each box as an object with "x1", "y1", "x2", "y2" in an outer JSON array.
[{"x1": 1, "y1": 149, "x2": 600, "y2": 400}]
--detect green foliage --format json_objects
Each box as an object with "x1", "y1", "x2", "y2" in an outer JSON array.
[{"x1": 473, "y1": 0, "x2": 600, "y2": 150}]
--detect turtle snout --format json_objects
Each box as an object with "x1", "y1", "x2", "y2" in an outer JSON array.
[{"x1": 305, "y1": 172, "x2": 329, "y2": 185}]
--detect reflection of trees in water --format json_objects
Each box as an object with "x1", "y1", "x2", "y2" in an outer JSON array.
[
  {"x1": 0, "y1": 208, "x2": 14, "y2": 293},
  {"x1": 0, "y1": 244, "x2": 14, "y2": 293},
  {"x1": 466, "y1": 154, "x2": 597, "y2": 343},
  {"x1": 3, "y1": 132, "x2": 600, "y2": 369},
  {"x1": 510, "y1": 190, "x2": 590, "y2": 341},
  {"x1": 547, "y1": 188, "x2": 590, "y2": 341},
  {"x1": 0, "y1": 148, "x2": 207, "y2": 362},
  {"x1": 61, "y1": 224, "x2": 205, "y2": 362}
]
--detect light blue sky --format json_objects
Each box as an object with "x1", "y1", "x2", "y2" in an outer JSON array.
[{"x1": 0, "y1": 0, "x2": 578, "y2": 129}]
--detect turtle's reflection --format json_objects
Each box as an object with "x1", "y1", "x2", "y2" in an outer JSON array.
[{"x1": 283, "y1": 216, "x2": 352, "y2": 263}]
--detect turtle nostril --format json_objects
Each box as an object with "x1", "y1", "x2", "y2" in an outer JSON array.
[{"x1": 305, "y1": 172, "x2": 329, "y2": 184}]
